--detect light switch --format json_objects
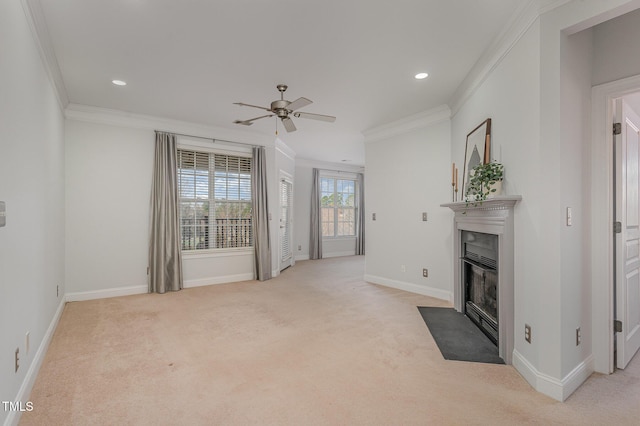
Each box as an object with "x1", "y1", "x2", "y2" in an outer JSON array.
[
  {"x1": 422, "y1": 212, "x2": 428, "y2": 221},
  {"x1": 0, "y1": 201, "x2": 5, "y2": 227},
  {"x1": 566, "y1": 207, "x2": 572, "y2": 226}
]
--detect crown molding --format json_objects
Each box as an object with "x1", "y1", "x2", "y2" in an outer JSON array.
[
  {"x1": 448, "y1": 0, "x2": 540, "y2": 117},
  {"x1": 295, "y1": 157, "x2": 364, "y2": 173},
  {"x1": 20, "y1": 0, "x2": 69, "y2": 110},
  {"x1": 539, "y1": 0, "x2": 573, "y2": 14},
  {"x1": 362, "y1": 104, "x2": 451, "y2": 144},
  {"x1": 65, "y1": 103, "x2": 274, "y2": 147},
  {"x1": 275, "y1": 138, "x2": 296, "y2": 161}
]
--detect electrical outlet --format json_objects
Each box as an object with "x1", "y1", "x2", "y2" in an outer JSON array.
[
  {"x1": 15, "y1": 348, "x2": 19, "y2": 373},
  {"x1": 525, "y1": 324, "x2": 532, "y2": 343},
  {"x1": 26, "y1": 332, "x2": 30, "y2": 355},
  {"x1": 422, "y1": 268, "x2": 428, "y2": 278},
  {"x1": 401, "y1": 265, "x2": 406, "y2": 273},
  {"x1": 372, "y1": 213, "x2": 376, "y2": 221},
  {"x1": 576, "y1": 327, "x2": 581, "y2": 346},
  {"x1": 297, "y1": 245, "x2": 302, "y2": 251}
]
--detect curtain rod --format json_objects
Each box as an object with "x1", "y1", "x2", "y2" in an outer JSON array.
[{"x1": 155, "y1": 130, "x2": 262, "y2": 149}]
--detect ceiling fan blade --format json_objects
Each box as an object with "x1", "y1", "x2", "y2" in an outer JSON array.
[
  {"x1": 286, "y1": 97, "x2": 312, "y2": 112},
  {"x1": 293, "y1": 111, "x2": 336, "y2": 123},
  {"x1": 233, "y1": 102, "x2": 272, "y2": 112},
  {"x1": 281, "y1": 117, "x2": 297, "y2": 132},
  {"x1": 233, "y1": 114, "x2": 273, "y2": 126}
]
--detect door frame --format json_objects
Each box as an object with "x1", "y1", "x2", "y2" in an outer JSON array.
[{"x1": 592, "y1": 74, "x2": 640, "y2": 373}]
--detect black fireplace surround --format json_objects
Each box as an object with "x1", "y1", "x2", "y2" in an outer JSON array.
[{"x1": 461, "y1": 230, "x2": 499, "y2": 345}]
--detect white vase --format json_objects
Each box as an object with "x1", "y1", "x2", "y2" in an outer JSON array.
[{"x1": 486, "y1": 180, "x2": 503, "y2": 198}]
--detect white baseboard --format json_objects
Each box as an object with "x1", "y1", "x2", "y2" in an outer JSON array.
[
  {"x1": 323, "y1": 251, "x2": 356, "y2": 258},
  {"x1": 66, "y1": 285, "x2": 147, "y2": 302},
  {"x1": 4, "y1": 297, "x2": 66, "y2": 426},
  {"x1": 183, "y1": 273, "x2": 254, "y2": 288},
  {"x1": 67, "y1": 273, "x2": 257, "y2": 301},
  {"x1": 364, "y1": 274, "x2": 452, "y2": 302},
  {"x1": 512, "y1": 349, "x2": 594, "y2": 401},
  {"x1": 294, "y1": 253, "x2": 357, "y2": 261}
]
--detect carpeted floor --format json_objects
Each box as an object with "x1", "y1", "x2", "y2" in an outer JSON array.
[{"x1": 20, "y1": 256, "x2": 640, "y2": 425}]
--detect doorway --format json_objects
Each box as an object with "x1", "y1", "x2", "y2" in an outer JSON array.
[
  {"x1": 592, "y1": 75, "x2": 640, "y2": 374},
  {"x1": 613, "y1": 94, "x2": 640, "y2": 369},
  {"x1": 279, "y1": 174, "x2": 294, "y2": 271}
]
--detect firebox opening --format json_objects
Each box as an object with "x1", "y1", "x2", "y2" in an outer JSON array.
[{"x1": 461, "y1": 230, "x2": 499, "y2": 345}]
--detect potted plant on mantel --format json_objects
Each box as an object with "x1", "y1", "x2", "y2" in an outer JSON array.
[{"x1": 465, "y1": 162, "x2": 504, "y2": 207}]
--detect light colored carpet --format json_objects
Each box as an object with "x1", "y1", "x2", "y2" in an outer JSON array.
[{"x1": 21, "y1": 256, "x2": 640, "y2": 425}]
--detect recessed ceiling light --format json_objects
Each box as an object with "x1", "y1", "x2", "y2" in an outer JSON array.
[
  {"x1": 414, "y1": 72, "x2": 429, "y2": 80},
  {"x1": 112, "y1": 80, "x2": 127, "y2": 86}
]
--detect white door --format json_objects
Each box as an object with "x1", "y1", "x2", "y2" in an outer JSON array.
[
  {"x1": 615, "y1": 99, "x2": 640, "y2": 369},
  {"x1": 279, "y1": 177, "x2": 293, "y2": 271}
]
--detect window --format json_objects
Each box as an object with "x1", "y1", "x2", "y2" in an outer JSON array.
[
  {"x1": 320, "y1": 177, "x2": 356, "y2": 237},
  {"x1": 177, "y1": 149, "x2": 252, "y2": 251}
]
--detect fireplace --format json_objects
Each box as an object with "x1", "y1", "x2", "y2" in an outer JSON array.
[
  {"x1": 462, "y1": 231, "x2": 499, "y2": 345},
  {"x1": 441, "y1": 196, "x2": 520, "y2": 364}
]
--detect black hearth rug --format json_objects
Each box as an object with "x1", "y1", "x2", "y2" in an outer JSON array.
[{"x1": 417, "y1": 307, "x2": 504, "y2": 364}]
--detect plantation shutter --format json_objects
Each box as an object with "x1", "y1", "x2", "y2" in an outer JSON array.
[{"x1": 177, "y1": 149, "x2": 252, "y2": 250}]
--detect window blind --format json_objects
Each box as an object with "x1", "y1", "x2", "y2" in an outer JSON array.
[{"x1": 178, "y1": 149, "x2": 252, "y2": 251}]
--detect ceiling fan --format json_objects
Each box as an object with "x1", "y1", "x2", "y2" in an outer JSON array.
[{"x1": 233, "y1": 84, "x2": 336, "y2": 132}]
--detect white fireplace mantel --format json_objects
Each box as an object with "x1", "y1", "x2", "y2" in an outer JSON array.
[{"x1": 441, "y1": 196, "x2": 521, "y2": 364}]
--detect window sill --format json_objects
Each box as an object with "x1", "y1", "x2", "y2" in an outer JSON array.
[
  {"x1": 182, "y1": 248, "x2": 253, "y2": 259},
  {"x1": 322, "y1": 236, "x2": 356, "y2": 241}
]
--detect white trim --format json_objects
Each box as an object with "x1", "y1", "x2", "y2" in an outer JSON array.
[
  {"x1": 448, "y1": 0, "x2": 539, "y2": 116},
  {"x1": 539, "y1": 0, "x2": 572, "y2": 15},
  {"x1": 322, "y1": 236, "x2": 357, "y2": 242},
  {"x1": 512, "y1": 349, "x2": 594, "y2": 402},
  {"x1": 19, "y1": 0, "x2": 69, "y2": 110},
  {"x1": 295, "y1": 254, "x2": 310, "y2": 261},
  {"x1": 364, "y1": 274, "x2": 452, "y2": 302},
  {"x1": 275, "y1": 138, "x2": 296, "y2": 161},
  {"x1": 591, "y1": 74, "x2": 640, "y2": 374},
  {"x1": 295, "y1": 157, "x2": 364, "y2": 174},
  {"x1": 177, "y1": 137, "x2": 252, "y2": 156},
  {"x1": 182, "y1": 248, "x2": 254, "y2": 260},
  {"x1": 4, "y1": 298, "x2": 66, "y2": 426},
  {"x1": 323, "y1": 251, "x2": 357, "y2": 259},
  {"x1": 362, "y1": 105, "x2": 451, "y2": 143},
  {"x1": 183, "y1": 273, "x2": 255, "y2": 288},
  {"x1": 64, "y1": 104, "x2": 273, "y2": 147},
  {"x1": 66, "y1": 285, "x2": 147, "y2": 302},
  {"x1": 319, "y1": 170, "x2": 358, "y2": 180}
]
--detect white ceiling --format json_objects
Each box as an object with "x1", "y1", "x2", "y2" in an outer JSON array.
[{"x1": 38, "y1": 0, "x2": 529, "y2": 166}]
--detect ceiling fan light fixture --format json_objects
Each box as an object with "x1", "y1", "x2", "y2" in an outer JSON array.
[
  {"x1": 414, "y1": 72, "x2": 429, "y2": 80},
  {"x1": 112, "y1": 79, "x2": 127, "y2": 86},
  {"x1": 233, "y1": 84, "x2": 336, "y2": 132}
]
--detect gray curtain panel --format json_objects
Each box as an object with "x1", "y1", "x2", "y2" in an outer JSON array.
[
  {"x1": 148, "y1": 131, "x2": 183, "y2": 293},
  {"x1": 252, "y1": 146, "x2": 272, "y2": 281},
  {"x1": 309, "y1": 168, "x2": 323, "y2": 259},
  {"x1": 356, "y1": 172, "x2": 365, "y2": 255}
]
